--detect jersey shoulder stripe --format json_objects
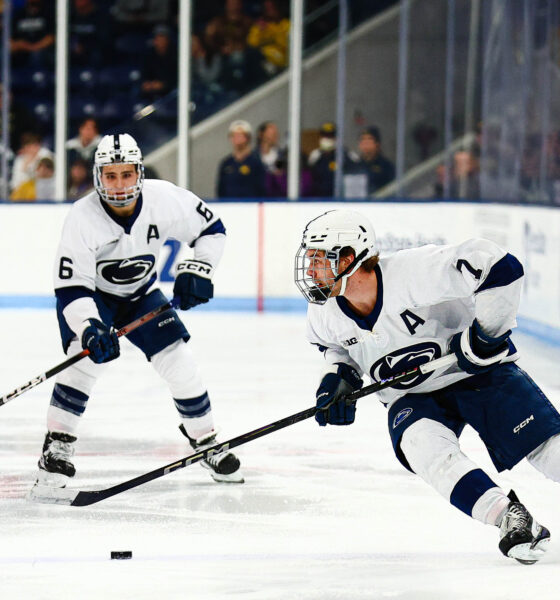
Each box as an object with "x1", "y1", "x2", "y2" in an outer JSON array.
[{"x1": 475, "y1": 253, "x2": 524, "y2": 293}]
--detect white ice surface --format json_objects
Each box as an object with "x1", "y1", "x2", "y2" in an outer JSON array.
[{"x1": 1, "y1": 310, "x2": 560, "y2": 600}]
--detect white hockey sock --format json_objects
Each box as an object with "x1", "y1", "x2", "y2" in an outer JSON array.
[
  {"x1": 526, "y1": 433, "x2": 560, "y2": 482},
  {"x1": 471, "y1": 487, "x2": 510, "y2": 526},
  {"x1": 47, "y1": 405, "x2": 82, "y2": 435},
  {"x1": 181, "y1": 417, "x2": 215, "y2": 441},
  {"x1": 151, "y1": 340, "x2": 215, "y2": 438},
  {"x1": 47, "y1": 339, "x2": 102, "y2": 435}
]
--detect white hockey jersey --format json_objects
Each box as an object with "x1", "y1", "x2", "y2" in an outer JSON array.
[
  {"x1": 53, "y1": 180, "x2": 225, "y2": 333},
  {"x1": 306, "y1": 239, "x2": 523, "y2": 409}
]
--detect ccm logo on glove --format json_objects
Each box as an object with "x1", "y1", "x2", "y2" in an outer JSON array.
[
  {"x1": 177, "y1": 261, "x2": 213, "y2": 276},
  {"x1": 173, "y1": 260, "x2": 214, "y2": 310}
]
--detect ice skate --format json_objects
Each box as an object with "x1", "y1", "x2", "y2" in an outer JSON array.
[
  {"x1": 498, "y1": 490, "x2": 551, "y2": 564},
  {"x1": 179, "y1": 425, "x2": 244, "y2": 483},
  {"x1": 28, "y1": 431, "x2": 77, "y2": 503}
]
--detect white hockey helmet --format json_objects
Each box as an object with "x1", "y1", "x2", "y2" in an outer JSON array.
[
  {"x1": 93, "y1": 133, "x2": 144, "y2": 207},
  {"x1": 295, "y1": 209, "x2": 378, "y2": 304}
]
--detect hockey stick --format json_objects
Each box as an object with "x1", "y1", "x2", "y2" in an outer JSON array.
[
  {"x1": 39, "y1": 353, "x2": 456, "y2": 507},
  {"x1": 0, "y1": 301, "x2": 174, "y2": 407}
]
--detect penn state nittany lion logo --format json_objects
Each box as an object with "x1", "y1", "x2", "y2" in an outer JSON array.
[
  {"x1": 369, "y1": 342, "x2": 442, "y2": 390},
  {"x1": 96, "y1": 255, "x2": 155, "y2": 284}
]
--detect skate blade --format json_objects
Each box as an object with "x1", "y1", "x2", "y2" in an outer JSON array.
[
  {"x1": 210, "y1": 471, "x2": 245, "y2": 484},
  {"x1": 508, "y1": 537, "x2": 550, "y2": 565},
  {"x1": 27, "y1": 484, "x2": 77, "y2": 505},
  {"x1": 200, "y1": 462, "x2": 245, "y2": 483}
]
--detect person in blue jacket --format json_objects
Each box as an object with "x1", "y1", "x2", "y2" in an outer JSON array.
[{"x1": 216, "y1": 120, "x2": 266, "y2": 198}]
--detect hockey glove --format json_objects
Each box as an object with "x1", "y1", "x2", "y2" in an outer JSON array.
[
  {"x1": 315, "y1": 363, "x2": 363, "y2": 426},
  {"x1": 81, "y1": 319, "x2": 120, "y2": 364},
  {"x1": 450, "y1": 318, "x2": 511, "y2": 375},
  {"x1": 173, "y1": 260, "x2": 214, "y2": 310}
]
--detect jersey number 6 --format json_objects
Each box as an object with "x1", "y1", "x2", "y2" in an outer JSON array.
[
  {"x1": 59, "y1": 257, "x2": 73, "y2": 280},
  {"x1": 196, "y1": 201, "x2": 214, "y2": 223}
]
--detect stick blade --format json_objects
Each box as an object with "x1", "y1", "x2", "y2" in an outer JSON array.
[
  {"x1": 27, "y1": 485, "x2": 79, "y2": 506},
  {"x1": 70, "y1": 490, "x2": 106, "y2": 507}
]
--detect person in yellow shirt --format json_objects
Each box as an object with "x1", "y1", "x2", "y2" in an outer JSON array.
[
  {"x1": 10, "y1": 156, "x2": 55, "y2": 201},
  {"x1": 247, "y1": 0, "x2": 290, "y2": 75}
]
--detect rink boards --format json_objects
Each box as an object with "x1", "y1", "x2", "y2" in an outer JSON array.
[{"x1": 0, "y1": 200, "x2": 558, "y2": 343}]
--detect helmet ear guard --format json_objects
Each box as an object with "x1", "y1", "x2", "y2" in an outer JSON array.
[
  {"x1": 94, "y1": 133, "x2": 144, "y2": 207},
  {"x1": 294, "y1": 210, "x2": 378, "y2": 304}
]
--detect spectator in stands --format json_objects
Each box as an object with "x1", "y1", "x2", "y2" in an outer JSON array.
[
  {"x1": 69, "y1": 0, "x2": 108, "y2": 68},
  {"x1": 66, "y1": 117, "x2": 102, "y2": 169},
  {"x1": 205, "y1": 0, "x2": 253, "y2": 57},
  {"x1": 10, "y1": 0, "x2": 55, "y2": 68},
  {"x1": 191, "y1": 33, "x2": 224, "y2": 93},
  {"x1": 10, "y1": 132, "x2": 54, "y2": 191},
  {"x1": 354, "y1": 126, "x2": 395, "y2": 193},
  {"x1": 216, "y1": 119, "x2": 266, "y2": 198},
  {"x1": 256, "y1": 121, "x2": 280, "y2": 172},
  {"x1": 247, "y1": 0, "x2": 290, "y2": 76},
  {"x1": 111, "y1": 0, "x2": 171, "y2": 35},
  {"x1": 308, "y1": 121, "x2": 357, "y2": 197},
  {"x1": 67, "y1": 157, "x2": 93, "y2": 201},
  {"x1": 10, "y1": 156, "x2": 55, "y2": 201},
  {"x1": 140, "y1": 25, "x2": 178, "y2": 103},
  {"x1": 453, "y1": 149, "x2": 480, "y2": 198},
  {"x1": 265, "y1": 149, "x2": 314, "y2": 198},
  {"x1": 434, "y1": 148, "x2": 480, "y2": 199},
  {"x1": 205, "y1": 0, "x2": 265, "y2": 94}
]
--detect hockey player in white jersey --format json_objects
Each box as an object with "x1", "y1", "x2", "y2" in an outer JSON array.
[
  {"x1": 29, "y1": 133, "x2": 243, "y2": 500},
  {"x1": 295, "y1": 209, "x2": 560, "y2": 564}
]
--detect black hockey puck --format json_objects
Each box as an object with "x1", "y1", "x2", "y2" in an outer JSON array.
[{"x1": 111, "y1": 551, "x2": 132, "y2": 560}]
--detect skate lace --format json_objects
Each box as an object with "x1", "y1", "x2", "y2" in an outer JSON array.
[
  {"x1": 195, "y1": 437, "x2": 230, "y2": 467},
  {"x1": 49, "y1": 439, "x2": 75, "y2": 462},
  {"x1": 506, "y1": 503, "x2": 530, "y2": 531},
  {"x1": 203, "y1": 446, "x2": 230, "y2": 467}
]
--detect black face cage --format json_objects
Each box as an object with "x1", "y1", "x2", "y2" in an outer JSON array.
[{"x1": 294, "y1": 245, "x2": 340, "y2": 304}]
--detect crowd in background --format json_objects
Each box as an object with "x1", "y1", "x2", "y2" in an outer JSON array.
[
  {"x1": 215, "y1": 119, "x2": 395, "y2": 199},
  {"x1": 433, "y1": 124, "x2": 560, "y2": 205},
  {"x1": 2, "y1": 0, "x2": 295, "y2": 200},
  {"x1": 0, "y1": 0, "x2": 389, "y2": 202},
  {"x1": 2, "y1": 0, "x2": 559, "y2": 204}
]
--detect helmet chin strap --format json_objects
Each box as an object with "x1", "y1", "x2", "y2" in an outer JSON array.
[
  {"x1": 338, "y1": 275, "x2": 348, "y2": 297},
  {"x1": 332, "y1": 248, "x2": 368, "y2": 297}
]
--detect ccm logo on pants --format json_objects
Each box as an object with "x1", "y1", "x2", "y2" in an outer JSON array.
[{"x1": 513, "y1": 415, "x2": 534, "y2": 434}]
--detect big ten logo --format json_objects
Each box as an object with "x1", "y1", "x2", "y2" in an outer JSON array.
[{"x1": 158, "y1": 240, "x2": 182, "y2": 283}]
